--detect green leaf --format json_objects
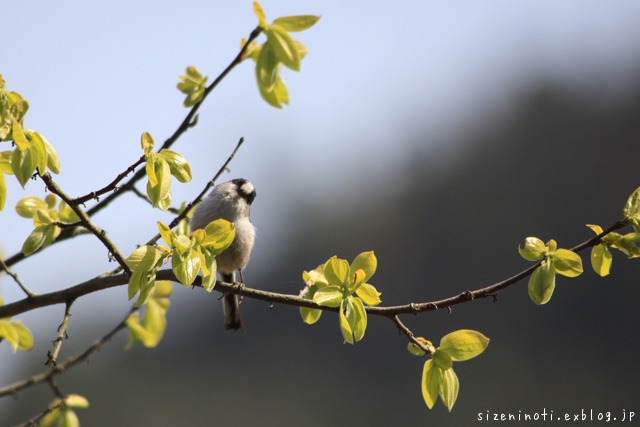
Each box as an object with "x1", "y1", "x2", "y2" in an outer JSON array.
[
  {"x1": 0, "y1": 150, "x2": 12, "y2": 174},
  {"x1": 60, "y1": 408, "x2": 80, "y2": 427},
  {"x1": 438, "y1": 329, "x2": 490, "y2": 361},
  {"x1": 58, "y1": 200, "x2": 80, "y2": 223},
  {"x1": 528, "y1": 260, "x2": 556, "y2": 305},
  {"x1": 300, "y1": 306, "x2": 322, "y2": 325},
  {"x1": 350, "y1": 251, "x2": 377, "y2": 282},
  {"x1": 15, "y1": 196, "x2": 48, "y2": 218},
  {"x1": 172, "y1": 249, "x2": 201, "y2": 286},
  {"x1": 440, "y1": 368, "x2": 459, "y2": 412},
  {"x1": 160, "y1": 149, "x2": 192, "y2": 183},
  {"x1": 146, "y1": 156, "x2": 171, "y2": 210},
  {"x1": 26, "y1": 130, "x2": 48, "y2": 175},
  {"x1": 407, "y1": 337, "x2": 434, "y2": 356},
  {"x1": 0, "y1": 320, "x2": 19, "y2": 351},
  {"x1": 258, "y1": 75, "x2": 289, "y2": 108},
  {"x1": 128, "y1": 270, "x2": 147, "y2": 301},
  {"x1": 125, "y1": 295, "x2": 170, "y2": 349},
  {"x1": 21, "y1": 224, "x2": 52, "y2": 255},
  {"x1": 432, "y1": 349, "x2": 453, "y2": 370},
  {"x1": 126, "y1": 245, "x2": 162, "y2": 272},
  {"x1": 272, "y1": 15, "x2": 320, "y2": 32},
  {"x1": 157, "y1": 221, "x2": 176, "y2": 247},
  {"x1": 202, "y1": 219, "x2": 236, "y2": 255},
  {"x1": 323, "y1": 256, "x2": 350, "y2": 288},
  {"x1": 11, "y1": 119, "x2": 29, "y2": 151},
  {"x1": 141, "y1": 131, "x2": 154, "y2": 155},
  {"x1": 348, "y1": 296, "x2": 367, "y2": 342},
  {"x1": 0, "y1": 173, "x2": 5, "y2": 211},
  {"x1": 253, "y1": 0, "x2": 268, "y2": 27},
  {"x1": 312, "y1": 285, "x2": 343, "y2": 307},
  {"x1": 355, "y1": 282, "x2": 382, "y2": 306},
  {"x1": 550, "y1": 248, "x2": 583, "y2": 277},
  {"x1": 623, "y1": 186, "x2": 640, "y2": 221},
  {"x1": 40, "y1": 132, "x2": 60, "y2": 174},
  {"x1": 265, "y1": 25, "x2": 301, "y2": 71},
  {"x1": 255, "y1": 41, "x2": 280, "y2": 91},
  {"x1": 519, "y1": 237, "x2": 546, "y2": 261},
  {"x1": 421, "y1": 359, "x2": 442, "y2": 410},
  {"x1": 11, "y1": 146, "x2": 35, "y2": 187},
  {"x1": 201, "y1": 248, "x2": 217, "y2": 292},
  {"x1": 11, "y1": 321, "x2": 34, "y2": 351},
  {"x1": 136, "y1": 273, "x2": 157, "y2": 307},
  {"x1": 65, "y1": 394, "x2": 90, "y2": 409},
  {"x1": 591, "y1": 244, "x2": 612, "y2": 277},
  {"x1": 339, "y1": 298, "x2": 354, "y2": 344}
]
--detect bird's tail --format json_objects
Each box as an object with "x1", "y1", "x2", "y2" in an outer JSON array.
[{"x1": 221, "y1": 273, "x2": 243, "y2": 331}]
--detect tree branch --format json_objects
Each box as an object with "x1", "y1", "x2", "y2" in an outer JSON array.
[
  {"x1": 0, "y1": 217, "x2": 628, "y2": 320},
  {"x1": 46, "y1": 302, "x2": 73, "y2": 367},
  {"x1": 0, "y1": 256, "x2": 35, "y2": 298},
  {"x1": 39, "y1": 173, "x2": 131, "y2": 275}
]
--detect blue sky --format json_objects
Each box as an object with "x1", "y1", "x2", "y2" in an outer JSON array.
[{"x1": 2, "y1": 0, "x2": 640, "y2": 380}]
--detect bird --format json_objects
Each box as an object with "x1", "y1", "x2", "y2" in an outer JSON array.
[{"x1": 190, "y1": 178, "x2": 256, "y2": 331}]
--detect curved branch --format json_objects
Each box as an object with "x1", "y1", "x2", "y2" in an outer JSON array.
[{"x1": 0, "y1": 217, "x2": 628, "y2": 320}]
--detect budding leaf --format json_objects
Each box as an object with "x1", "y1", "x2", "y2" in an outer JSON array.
[
  {"x1": 350, "y1": 250, "x2": 377, "y2": 282},
  {"x1": 312, "y1": 285, "x2": 343, "y2": 307},
  {"x1": 160, "y1": 149, "x2": 192, "y2": 183},
  {"x1": 272, "y1": 15, "x2": 320, "y2": 32},
  {"x1": 438, "y1": 329, "x2": 490, "y2": 361},
  {"x1": 15, "y1": 196, "x2": 48, "y2": 218},
  {"x1": 324, "y1": 256, "x2": 350, "y2": 288},
  {"x1": 591, "y1": 244, "x2": 612, "y2": 277},
  {"x1": 551, "y1": 248, "x2": 583, "y2": 277},
  {"x1": 519, "y1": 237, "x2": 546, "y2": 261},
  {"x1": 421, "y1": 360, "x2": 441, "y2": 410},
  {"x1": 202, "y1": 219, "x2": 236, "y2": 255},
  {"x1": 355, "y1": 282, "x2": 382, "y2": 306},
  {"x1": 440, "y1": 367, "x2": 460, "y2": 412},
  {"x1": 265, "y1": 25, "x2": 301, "y2": 71},
  {"x1": 528, "y1": 260, "x2": 556, "y2": 304}
]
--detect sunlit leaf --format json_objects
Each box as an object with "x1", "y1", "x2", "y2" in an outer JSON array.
[
  {"x1": 253, "y1": 0, "x2": 268, "y2": 27},
  {"x1": 407, "y1": 337, "x2": 434, "y2": 356},
  {"x1": 355, "y1": 282, "x2": 382, "y2": 306},
  {"x1": 172, "y1": 249, "x2": 201, "y2": 286},
  {"x1": 339, "y1": 299, "x2": 353, "y2": 344},
  {"x1": 528, "y1": 260, "x2": 556, "y2": 305},
  {"x1": 11, "y1": 146, "x2": 35, "y2": 188},
  {"x1": 312, "y1": 285, "x2": 343, "y2": 307},
  {"x1": 11, "y1": 321, "x2": 34, "y2": 351},
  {"x1": 11, "y1": 119, "x2": 29, "y2": 151},
  {"x1": 421, "y1": 359, "x2": 441, "y2": 410},
  {"x1": 438, "y1": 329, "x2": 490, "y2": 361},
  {"x1": 15, "y1": 196, "x2": 47, "y2": 218},
  {"x1": 519, "y1": 237, "x2": 546, "y2": 261},
  {"x1": 265, "y1": 25, "x2": 301, "y2": 71},
  {"x1": 21, "y1": 224, "x2": 50, "y2": 255},
  {"x1": 141, "y1": 131, "x2": 154, "y2": 155},
  {"x1": 591, "y1": 244, "x2": 612, "y2": 277},
  {"x1": 126, "y1": 245, "x2": 162, "y2": 272},
  {"x1": 300, "y1": 306, "x2": 322, "y2": 325},
  {"x1": 348, "y1": 296, "x2": 367, "y2": 342},
  {"x1": 272, "y1": 15, "x2": 320, "y2": 32},
  {"x1": 255, "y1": 41, "x2": 280, "y2": 91},
  {"x1": 440, "y1": 368, "x2": 459, "y2": 412},
  {"x1": 202, "y1": 219, "x2": 236, "y2": 254},
  {"x1": 323, "y1": 256, "x2": 350, "y2": 288},
  {"x1": 160, "y1": 149, "x2": 192, "y2": 183},
  {"x1": 350, "y1": 251, "x2": 377, "y2": 282},
  {"x1": 551, "y1": 248, "x2": 583, "y2": 277},
  {"x1": 0, "y1": 174, "x2": 5, "y2": 211},
  {"x1": 27, "y1": 130, "x2": 48, "y2": 175}
]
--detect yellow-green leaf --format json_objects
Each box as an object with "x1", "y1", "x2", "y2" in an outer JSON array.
[
  {"x1": 407, "y1": 337, "x2": 434, "y2": 356},
  {"x1": 339, "y1": 298, "x2": 354, "y2": 344},
  {"x1": 258, "y1": 75, "x2": 288, "y2": 108},
  {"x1": 272, "y1": 15, "x2": 320, "y2": 32},
  {"x1": 253, "y1": 0, "x2": 268, "y2": 27},
  {"x1": 128, "y1": 270, "x2": 147, "y2": 301},
  {"x1": 519, "y1": 237, "x2": 546, "y2": 261},
  {"x1": 591, "y1": 244, "x2": 612, "y2": 277},
  {"x1": 256, "y1": 41, "x2": 280, "y2": 91},
  {"x1": 623, "y1": 186, "x2": 640, "y2": 221},
  {"x1": 438, "y1": 329, "x2": 490, "y2": 361},
  {"x1": 11, "y1": 321, "x2": 34, "y2": 351},
  {"x1": 157, "y1": 221, "x2": 176, "y2": 247},
  {"x1": 0, "y1": 174, "x2": 6, "y2": 211},
  {"x1": 323, "y1": 256, "x2": 350, "y2": 288},
  {"x1": 202, "y1": 219, "x2": 236, "y2": 255},
  {"x1": 300, "y1": 307, "x2": 322, "y2": 325},
  {"x1": 551, "y1": 248, "x2": 583, "y2": 277},
  {"x1": 528, "y1": 260, "x2": 556, "y2": 305},
  {"x1": 141, "y1": 131, "x2": 154, "y2": 155},
  {"x1": 26, "y1": 131, "x2": 48, "y2": 175},
  {"x1": 160, "y1": 149, "x2": 192, "y2": 183},
  {"x1": 432, "y1": 349, "x2": 453, "y2": 370},
  {"x1": 350, "y1": 250, "x2": 377, "y2": 282},
  {"x1": 265, "y1": 25, "x2": 301, "y2": 71},
  {"x1": 64, "y1": 394, "x2": 90, "y2": 409},
  {"x1": 40, "y1": 133, "x2": 60, "y2": 174},
  {"x1": 126, "y1": 245, "x2": 162, "y2": 272},
  {"x1": 0, "y1": 150, "x2": 12, "y2": 174},
  {"x1": 440, "y1": 368, "x2": 459, "y2": 412},
  {"x1": 11, "y1": 146, "x2": 35, "y2": 187},
  {"x1": 21, "y1": 224, "x2": 50, "y2": 255},
  {"x1": 0, "y1": 320, "x2": 19, "y2": 351},
  {"x1": 15, "y1": 196, "x2": 47, "y2": 218},
  {"x1": 172, "y1": 249, "x2": 201, "y2": 286},
  {"x1": 355, "y1": 282, "x2": 381, "y2": 306},
  {"x1": 11, "y1": 119, "x2": 29, "y2": 151},
  {"x1": 348, "y1": 296, "x2": 367, "y2": 342},
  {"x1": 421, "y1": 359, "x2": 441, "y2": 410},
  {"x1": 312, "y1": 285, "x2": 343, "y2": 307}
]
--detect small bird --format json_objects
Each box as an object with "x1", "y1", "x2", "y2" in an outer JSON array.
[{"x1": 190, "y1": 178, "x2": 256, "y2": 331}]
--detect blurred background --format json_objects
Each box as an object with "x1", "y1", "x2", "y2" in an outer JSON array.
[{"x1": 2, "y1": 0, "x2": 640, "y2": 425}]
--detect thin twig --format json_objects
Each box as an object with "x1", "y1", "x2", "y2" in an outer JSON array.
[
  {"x1": 71, "y1": 156, "x2": 146, "y2": 206},
  {"x1": 40, "y1": 173, "x2": 132, "y2": 275},
  {"x1": 46, "y1": 302, "x2": 73, "y2": 367},
  {"x1": 18, "y1": 400, "x2": 65, "y2": 427},
  {"x1": 0, "y1": 256, "x2": 35, "y2": 298},
  {"x1": 0, "y1": 307, "x2": 135, "y2": 398},
  {"x1": 392, "y1": 315, "x2": 432, "y2": 354}
]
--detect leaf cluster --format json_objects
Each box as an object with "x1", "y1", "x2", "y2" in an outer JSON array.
[
  {"x1": 0, "y1": 296, "x2": 33, "y2": 352},
  {"x1": 16, "y1": 194, "x2": 80, "y2": 255},
  {"x1": 141, "y1": 132, "x2": 192, "y2": 210},
  {"x1": 244, "y1": 2, "x2": 320, "y2": 108},
  {"x1": 300, "y1": 251, "x2": 381, "y2": 344},
  {"x1": 408, "y1": 330, "x2": 490, "y2": 411},
  {"x1": 40, "y1": 394, "x2": 89, "y2": 427},
  {"x1": 0, "y1": 75, "x2": 60, "y2": 209}
]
